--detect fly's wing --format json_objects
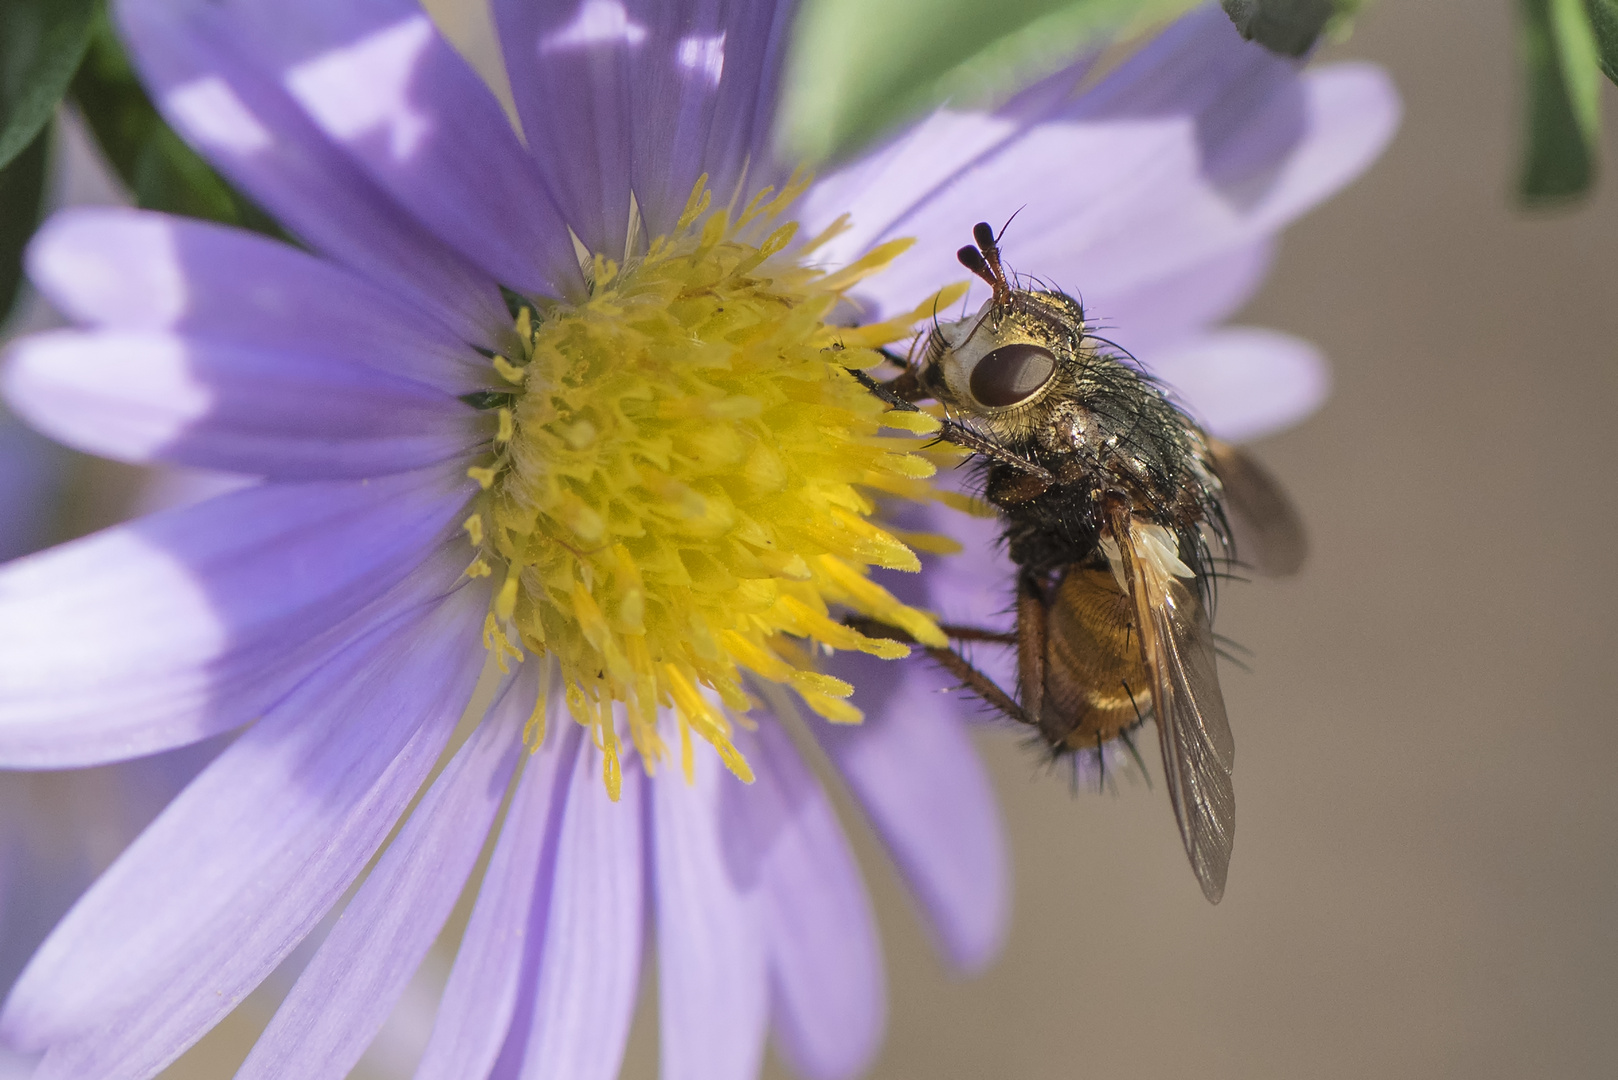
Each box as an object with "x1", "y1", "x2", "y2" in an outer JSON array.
[
  {"x1": 1110, "y1": 511, "x2": 1236, "y2": 903},
  {"x1": 1206, "y1": 439, "x2": 1306, "y2": 577},
  {"x1": 1149, "y1": 573, "x2": 1236, "y2": 902}
]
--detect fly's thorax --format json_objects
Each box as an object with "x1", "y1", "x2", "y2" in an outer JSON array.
[
  {"x1": 992, "y1": 370, "x2": 1222, "y2": 577},
  {"x1": 1069, "y1": 360, "x2": 1205, "y2": 499}
]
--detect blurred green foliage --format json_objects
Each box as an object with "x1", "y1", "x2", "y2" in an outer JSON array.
[
  {"x1": 1519, "y1": 0, "x2": 1603, "y2": 204},
  {"x1": 0, "y1": 0, "x2": 95, "y2": 171},
  {"x1": 1588, "y1": 0, "x2": 1618, "y2": 79},
  {"x1": 783, "y1": 0, "x2": 1375, "y2": 164},
  {"x1": 0, "y1": 122, "x2": 47, "y2": 321},
  {"x1": 0, "y1": 0, "x2": 97, "y2": 325},
  {"x1": 782, "y1": 0, "x2": 1201, "y2": 164},
  {"x1": 1221, "y1": 0, "x2": 1336, "y2": 56}
]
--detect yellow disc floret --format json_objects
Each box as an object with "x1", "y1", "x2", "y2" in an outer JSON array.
[{"x1": 463, "y1": 178, "x2": 965, "y2": 797}]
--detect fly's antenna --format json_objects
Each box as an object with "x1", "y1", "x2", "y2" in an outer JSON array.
[
  {"x1": 974, "y1": 222, "x2": 1007, "y2": 285},
  {"x1": 955, "y1": 241, "x2": 998, "y2": 296},
  {"x1": 957, "y1": 220, "x2": 1013, "y2": 306}
]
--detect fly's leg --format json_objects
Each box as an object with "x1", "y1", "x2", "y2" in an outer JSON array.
[
  {"x1": 1016, "y1": 573, "x2": 1047, "y2": 725},
  {"x1": 844, "y1": 615, "x2": 1035, "y2": 728},
  {"x1": 938, "y1": 624, "x2": 1016, "y2": 644},
  {"x1": 843, "y1": 364, "x2": 924, "y2": 410},
  {"x1": 842, "y1": 367, "x2": 1054, "y2": 484},
  {"x1": 922, "y1": 645, "x2": 1032, "y2": 726},
  {"x1": 844, "y1": 616, "x2": 1014, "y2": 646}
]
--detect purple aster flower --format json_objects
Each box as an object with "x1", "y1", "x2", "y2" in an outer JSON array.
[{"x1": 0, "y1": 2, "x2": 1396, "y2": 1078}]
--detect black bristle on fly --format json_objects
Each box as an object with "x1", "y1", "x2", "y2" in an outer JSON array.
[{"x1": 460, "y1": 390, "x2": 518, "y2": 410}]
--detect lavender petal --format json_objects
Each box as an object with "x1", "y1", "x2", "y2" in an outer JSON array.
[
  {"x1": 4, "y1": 330, "x2": 481, "y2": 480},
  {"x1": 201, "y1": 0, "x2": 580, "y2": 297},
  {"x1": 236, "y1": 663, "x2": 527, "y2": 1080},
  {"x1": 512, "y1": 733, "x2": 644, "y2": 1080},
  {"x1": 804, "y1": 11, "x2": 1398, "y2": 328},
  {"x1": 1, "y1": 585, "x2": 488, "y2": 1080},
  {"x1": 413, "y1": 672, "x2": 575, "y2": 1080},
  {"x1": 652, "y1": 736, "x2": 768, "y2": 1080},
  {"x1": 27, "y1": 208, "x2": 489, "y2": 393},
  {"x1": 1093, "y1": 240, "x2": 1275, "y2": 360},
  {"x1": 0, "y1": 466, "x2": 473, "y2": 766},
  {"x1": 724, "y1": 722, "x2": 885, "y2": 1080},
  {"x1": 114, "y1": 0, "x2": 510, "y2": 341},
  {"x1": 1144, "y1": 326, "x2": 1329, "y2": 443},
  {"x1": 813, "y1": 703, "x2": 1009, "y2": 973},
  {"x1": 491, "y1": 0, "x2": 796, "y2": 258}
]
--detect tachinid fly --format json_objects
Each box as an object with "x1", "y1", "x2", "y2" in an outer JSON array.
[{"x1": 851, "y1": 222, "x2": 1305, "y2": 903}]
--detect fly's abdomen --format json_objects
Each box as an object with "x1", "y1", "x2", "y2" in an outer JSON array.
[{"x1": 1039, "y1": 567, "x2": 1150, "y2": 753}]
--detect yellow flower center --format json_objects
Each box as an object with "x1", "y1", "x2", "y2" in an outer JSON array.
[{"x1": 463, "y1": 178, "x2": 965, "y2": 797}]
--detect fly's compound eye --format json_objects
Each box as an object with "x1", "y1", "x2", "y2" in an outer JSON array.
[{"x1": 969, "y1": 343, "x2": 1056, "y2": 407}]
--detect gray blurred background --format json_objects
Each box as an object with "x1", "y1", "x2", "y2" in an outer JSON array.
[{"x1": 9, "y1": 0, "x2": 1613, "y2": 1077}]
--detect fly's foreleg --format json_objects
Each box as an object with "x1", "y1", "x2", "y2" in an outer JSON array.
[{"x1": 844, "y1": 615, "x2": 1034, "y2": 727}]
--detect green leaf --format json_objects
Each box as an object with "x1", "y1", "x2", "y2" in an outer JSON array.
[
  {"x1": 781, "y1": 0, "x2": 1200, "y2": 164},
  {"x1": 1519, "y1": 0, "x2": 1602, "y2": 205},
  {"x1": 1324, "y1": 0, "x2": 1372, "y2": 37},
  {"x1": 0, "y1": 0, "x2": 97, "y2": 171},
  {"x1": 69, "y1": 11, "x2": 280, "y2": 234},
  {"x1": 0, "y1": 119, "x2": 49, "y2": 326},
  {"x1": 1219, "y1": 0, "x2": 1335, "y2": 56},
  {"x1": 1583, "y1": 0, "x2": 1618, "y2": 83}
]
